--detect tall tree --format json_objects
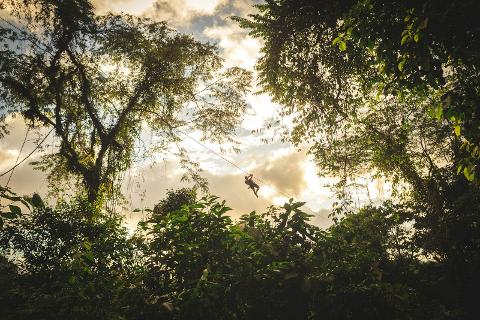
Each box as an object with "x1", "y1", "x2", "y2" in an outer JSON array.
[
  {"x1": 238, "y1": 3, "x2": 480, "y2": 316},
  {"x1": 236, "y1": 0, "x2": 480, "y2": 208},
  {"x1": 0, "y1": 0, "x2": 251, "y2": 207}
]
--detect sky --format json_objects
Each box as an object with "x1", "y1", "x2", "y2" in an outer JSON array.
[{"x1": 0, "y1": 0, "x2": 388, "y2": 228}]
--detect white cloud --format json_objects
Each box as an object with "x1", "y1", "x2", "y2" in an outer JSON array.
[
  {"x1": 92, "y1": 0, "x2": 226, "y2": 22},
  {"x1": 146, "y1": 0, "x2": 227, "y2": 25},
  {"x1": 204, "y1": 23, "x2": 261, "y2": 69},
  {"x1": 184, "y1": 0, "x2": 226, "y2": 15},
  {"x1": 92, "y1": 0, "x2": 157, "y2": 15}
]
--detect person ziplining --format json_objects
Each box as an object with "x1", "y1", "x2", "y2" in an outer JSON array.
[{"x1": 244, "y1": 174, "x2": 260, "y2": 198}]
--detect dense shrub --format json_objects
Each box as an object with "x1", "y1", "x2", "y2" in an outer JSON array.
[{"x1": 0, "y1": 192, "x2": 477, "y2": 319}]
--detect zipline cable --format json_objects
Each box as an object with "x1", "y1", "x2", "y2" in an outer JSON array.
[
  {"x1": 0, "y1": 128, "x2": 54, "y2": 178},
  {"x1": 175, "y1": 130, "x2": 319, "y2": 215},
  {"x1": 5, "y1": 126, "x2": 29, "y2": 187},
  {"x1": 171, "y1": 126, "x2": 295, "y2": 201}
]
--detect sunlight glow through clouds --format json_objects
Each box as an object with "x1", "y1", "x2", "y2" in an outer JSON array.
[
  {"x1": 184, "y1": 0, "x2": 226, "y2": 15},
  {"x1": 204, "y1": 24, "x2": 261, "y2": 69},
  {"x1": 0, "y1": 0, "x2": 343, "y2": 226},
  {"x1": 93, "y1": 0, "x2": 227, "y2": 21},
  {"x1": 131, "y1": 0, "x2": 336, "y2": 217},
  {"x1": 272, "y1": 196, "x2": 289, "y2": 206}
]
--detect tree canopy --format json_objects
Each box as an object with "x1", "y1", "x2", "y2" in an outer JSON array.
[
  {"x1": 236, "y1": 0, "x2": 480, "y2": 199},
  {"x1": 1, "y1": 0, "x2": 480, "y2": 319},
  {"x1": 0, "y1": 0, "x2": 251, "y2": 207}
]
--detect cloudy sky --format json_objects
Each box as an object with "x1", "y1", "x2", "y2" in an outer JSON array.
[{"x1": 0, "y1": 0, "x2": 388, "y2": 228}]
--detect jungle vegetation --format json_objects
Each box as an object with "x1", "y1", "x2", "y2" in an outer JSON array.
[{"x1": 1, "y1": 0, "x2": 480, "y2": 319}]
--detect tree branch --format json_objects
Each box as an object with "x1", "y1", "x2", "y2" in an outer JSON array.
[{"x1": 65, "y1": 48, "x2": 107, "y2": 143}]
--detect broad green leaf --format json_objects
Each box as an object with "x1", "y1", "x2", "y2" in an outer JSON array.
[
  {"x1": 434, "y1": 105, "x2": 443, "y2": 119},
  {"x1": 454, "y1": 125, "x2": 461, "y2": 136},
  {"x1": 464, "y1": 165, "x2": 476, "y2": 181},
  {"x1": 8, "y1": 205, "x2": 21, "y2": 216},
  {"x1": 398, "y1": 58, "x2": 406, "y2": 72},
  {"x1": 2, "y1": 212, "x2": 17, "y2": 219},
  {"x1": 31, "y1": 193, "x2": 44, "y2": 208}
]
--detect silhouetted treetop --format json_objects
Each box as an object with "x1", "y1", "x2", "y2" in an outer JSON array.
[{"x1": 0, "y1": 0, "x2": 251, "y2": 208}]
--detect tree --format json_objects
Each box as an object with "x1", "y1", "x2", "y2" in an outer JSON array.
[
  {"x1": 236, "y1": 0, "x2": 480, "y2": 208},
  {"x1": 0, "y1": 190, "x2": 473, "y2": 319},
  {"x1": 238, "y1": 3, "x2": 480, "y2": 317},
  {"x1": 0, "y1": 0, "x2": 251, "y2": 208},
  {"x1": 143, "y1": 196, "x2": 321, "y2": 320},
  {"x1": 0, "y1": 198, "x2": 154, "y2": 320},
  {"x1": 152, "y1": 187, "x2": 197, "y2": 219}
]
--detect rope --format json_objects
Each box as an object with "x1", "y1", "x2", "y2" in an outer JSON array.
[
  {"x1": 172, "y1": 126, "x2": 295, "y2": 200},
  {"x1": 5, "y1": 126, "x2": 29, "y2": 187},
  {"x1": 0, "y1": 128, "x2": 54, "y2": 178},
  {"x1": 169, "y1": 125, "x2": 318, "y2": 216}
]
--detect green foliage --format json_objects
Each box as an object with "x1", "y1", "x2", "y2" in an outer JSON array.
[
  {"x1": 0, "y1": 197, "x2": 156, "y2": 319},
  {"x1": 141, "y1": 196, "x2": 320, "y2": 319},
  {"x1": 237, "y1": 4, "x2": 480, "y2": 315},
  {"x1": 152, "y1": 187, "x2": 197, "y2": 219},
  {"x1": 237, "y1": 0, "x2": 480, "y2": 201},
  {"x1": 0, "y1": 1, "x2": 479, "y2": 319},
  {"x1": 0, "y1": 186, "x2": 46, "y2": 227},
  {"x1": 1, "y1": 190, "x2": 479, "y2": 319}
]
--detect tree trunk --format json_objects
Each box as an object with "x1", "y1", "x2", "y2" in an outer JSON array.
[{"x1": 85, "y1": 169, "x2": 102, "y2": 217}]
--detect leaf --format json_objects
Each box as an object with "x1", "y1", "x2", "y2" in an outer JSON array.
[
  {"x1": 83, "y1": 241, "x2": 92, "y2": 251},
  {"x1": 84, "y1": 250, "x2": 94, "y2": 262},
  {"x1": 138, "y1": 221, "x2": 148, "y2": 230},
  {"x1": 200, "y1": 268, "x2": 209, "y2": 281},
  {"x1": 290, "y1": 202, "x2": 306, "y2": 210},
  {"x1": 339, "y1": 41, "x2": 347, "y2": 52},
  {"x1": 464, "y1": 165, "x2": 476, "y2": 181},
  {"x1": 419, "y1": 17, "x2": 429, "y2": 29},
  {"x1": 401, "y1": 34, "x2": 410, "y2": 45},
  {"x1": 31, "y1": 193, "x2": 44, "y2": 208},
  {"x1": 434, "y1": 105, "x2": 443, "y2": 119},
  {"x1": 19, "y1": 199, "x2": 32, "y2": 210},
  {"x1": 413, "y1": 33, "x2": 421, "y2": 43},
  {"x1": 8, "y1": 205, "x2": 21, "y2": 216},
  {"x1": 454, "y1": 125, "x2": 461, "y2": 136},
  {"x1": 2, "y1": 212, "x2": 17, "y2": 219},
  {"x1": 398, "y1": 58, "x2": 406, "y2": 72}
]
